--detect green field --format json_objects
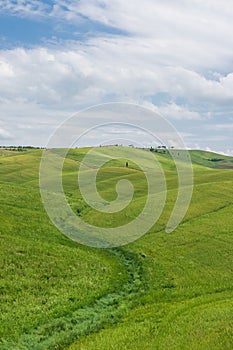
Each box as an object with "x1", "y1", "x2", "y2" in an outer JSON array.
[{"x1": 0, "y1": 147, "x2": 233, "y2": 349}]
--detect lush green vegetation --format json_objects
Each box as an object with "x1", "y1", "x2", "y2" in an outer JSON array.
[{"x1": 0, "y1": 147, "x2": 233, "y2": 349}]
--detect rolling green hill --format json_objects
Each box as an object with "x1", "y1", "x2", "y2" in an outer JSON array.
[{"x1": 0, "y1": 147, "x2": 233, "y2": 349}]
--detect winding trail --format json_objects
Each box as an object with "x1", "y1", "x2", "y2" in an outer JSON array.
[{"x1": 3, "y1": 249, "x2": 146, "y2": 350}]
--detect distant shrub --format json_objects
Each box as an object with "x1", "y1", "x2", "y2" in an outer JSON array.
[{"x1": 208, "y1": 158, "x2": 223, "y2": 162}]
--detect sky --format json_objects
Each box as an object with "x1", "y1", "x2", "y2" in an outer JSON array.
[{"x1": 0, "y1": 0, "x2": 233, "y2": 154}]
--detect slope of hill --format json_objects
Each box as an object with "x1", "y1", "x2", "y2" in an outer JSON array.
[
  {"x1": 0, "y1": 148, "x2": 233, "y2": 350},
  {"x1": 189, "y1": 150, "x2": 233, "y2": 169}
]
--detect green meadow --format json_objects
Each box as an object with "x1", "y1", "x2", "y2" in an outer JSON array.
[{"x1": 0, "y1": 147, "x2": 233, "y2": 349}]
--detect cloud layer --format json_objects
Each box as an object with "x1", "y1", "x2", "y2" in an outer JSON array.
[{"x1": 0, "y1": 1, "x2": 233, "y2": 153}]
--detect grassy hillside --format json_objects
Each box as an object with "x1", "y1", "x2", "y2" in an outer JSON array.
[
  {"x1": 190, "y1": 150, "x2": 233, "y2": 169},
  {"x1": 0, "y1": 147, "x2": 233, "y2": 349}
]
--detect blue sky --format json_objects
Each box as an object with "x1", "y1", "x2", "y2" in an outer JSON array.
[
  {"x1": 0, "y1": 5, "x2": 126, "y2": 48},
  {"x1": 0, "y1": 0, "x2": 233, "y2": 154}
]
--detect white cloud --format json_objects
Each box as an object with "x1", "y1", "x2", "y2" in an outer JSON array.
[
  {"x1": 55, "y1": 1, "x2": 233, "y2": 72},
  {"x1": 1, "y1": 40, "x2": 233, "y2": 109},
  {"x1": 206, "y1": 123, "x2": 233, "y2": 131},
  {"x1": 1, "y1": 0, "x2": 233, "y2": 71},
  {"x1": 1, "y1": 1, "x2": 233, "y2": 109},
  {"x1": 205, "y1": 146, "x2": 233, "y2": 157},
  {"x1": 0, "y1": 127, "x2": 12, "y2": 140},
  {"x1": 0, "y1": 100, "x2": 69, "y2": 145},
  {"x1": 225, "y1": 149, "x2": 233, "y2": 156},
  {"x1": 153, "y1": 103, "x2": 203, "y2": 120},
  {"x1": 0, "y1": 0, "x2": 50, "y2": 17},
  {"x1": 0, "y1": 0, "x2": 233, "y2": 153}
]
